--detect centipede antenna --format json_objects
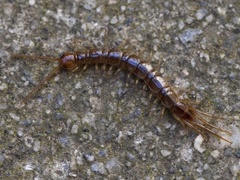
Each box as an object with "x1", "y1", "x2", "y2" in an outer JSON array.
[
  {"x1": 18, "y1": 66, "x2": 61, "y2": 107},
  {"x1": 11, "y1": 54, "x2": 59, "y2": 62},
  {"x1": 185, "y1": 121, "x2": 209, "y2": 141}
]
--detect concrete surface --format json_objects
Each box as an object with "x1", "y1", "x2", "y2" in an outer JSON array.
[{"x1": 0, "y1": 0, "x2": 240, "y2": 179}]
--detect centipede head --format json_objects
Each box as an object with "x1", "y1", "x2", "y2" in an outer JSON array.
[
  {"x1": 170, "y1": 102, "x2": 232, "y2": 143},
  {"x1": 59, "y1": 52, "x2": 79, "y2": 71}
]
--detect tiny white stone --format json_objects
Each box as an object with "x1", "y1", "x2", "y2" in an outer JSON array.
[
  {"x1": 194, "y1": 135, "x2": 206, "y2": 153},
  {"x1": 230, "y1": 163, "x2": 240, "y2": 177},
  {"x1": 75, "y1": 82, "x2": 81, "y2": 89},
  {"x1": 230, "y1": 127, "x2": 240, "y2": 149},
  {"x1": 205, "y1": 14, "x2": 213, "y2": 23},
  {"x1": 45, "y1": 109, "x2": 51, "y2": 114},
  {"x1": 217, "y1": 7, "x2": 226, "y2": 16},
  {"x1": 181, "y1": 148, "x2": 193, "y2": 162},
  {"x1": 121, "y1": 6, "x2": 126, "y2": 12},
  {"x1": 24, "y1": 163, "x2": 35, "y2": 171},
  {"x1": 9, "y1": 112, "x2": 20, "y2": 121},
  {"x1": 17, "y1": 128, "x2": 23, "y2": 137},
  {"x1": 71, "y1": 96, "x2": 76, "y2": 100},
  {"x1": 196, "y1": 8, "x2": 208, "y2": 20},
  {"x1": 134, "y1": 137, "x2": 144, "y2": 145},
  {"x1": 109, "y1": 0, "x2": 117, "y2": 4},
  {"x1": 210, "y1": 150, "x2": 220, "y2": 158},
  {"x1": 29, "y1": 0, "x2": 35, "y2": 6},
  {"x1": 161, "y1": 149, "x2": 171, "y2": 157},
  {"x1": 33, "y1": 140, "x2": 40, "y2": 152},
  {"x1": 0, "y1": 82, "x2": 7, "y2": 90},
  {"x1": 195, "y1": 178, "x2": 206, "y2": 180},
  {"x1": 110, "y1": 16, "x2": 118, "y2": 24},
  {"x1": 164, "y1": 122, "x2": 171, "y2": 129},
  {"x1": 71, "y1": 124, "x2": 79, "y2": 134}
]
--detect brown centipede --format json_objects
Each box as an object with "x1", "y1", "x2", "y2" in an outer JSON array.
[{"x1": 12, "y1": 49, "x2": 232, "y2": 143}]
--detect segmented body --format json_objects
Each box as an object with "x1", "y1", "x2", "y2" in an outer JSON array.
[
  {"x1": 64, "y1": 50, "x2": 174, "y2": 109},
  {"x1": 12, "y1": 49, "x2": 232, "y2": 143}
]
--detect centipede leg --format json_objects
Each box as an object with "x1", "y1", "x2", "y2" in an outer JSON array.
[
  {"x1": 184, "y1": 121, "x2": 209, "y2": 141},
  {"x1": 196, "y1": 109, "x2": 227, "y2": 121},
  {"x1": 189, "y1": 121, "x2": 232, "y2": 143},
  {"x1": 195, "y1": 113, "x2": 231, "y2": 135},
  {"x1": 18, "y1": 66, "x2": 60, "y2": 107}
]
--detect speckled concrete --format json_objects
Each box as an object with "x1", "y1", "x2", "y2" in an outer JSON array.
[{"x1": 0, "y1": 0, "x2": 240, "y2": 179}]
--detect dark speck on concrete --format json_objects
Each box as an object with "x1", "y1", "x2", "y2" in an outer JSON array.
[
  {"x1": 98, "y1": 149, "x2": 107, "y2": 157},
  {"x1": 235, "y1": 150, "x2": 240, "y2": 158}
]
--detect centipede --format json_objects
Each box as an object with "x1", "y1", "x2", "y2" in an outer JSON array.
[{"x1": 12, "y1": 49, "x2": 232, "y2": 143}]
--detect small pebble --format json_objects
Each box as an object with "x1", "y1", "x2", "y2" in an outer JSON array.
[
  {"x1": 71, "y1": 124, "x2": 79, "y2": 134},
  {"x1": 109, "y1": 0, "x2": 117, "y2": 4},
  {"x1": 29, "y1": 0, "x2": 35, "y2": 6},
  {"x1": 199, "y1": 52, "x2": 209, "y2": 62},
  {"x1": 105, "y1": 157, "x2": 122, "y2": 173},
  {"x1": 178, "y1": 20, "x2": 185, "y2": 30},
  {"x1": 211, "y1": 150, "x2": 220, "y2": 158},
  {"x1": 75, "y1": 82, "x2": 81, "y2": 89},
  {"x1": 194, "y1": 135, "x2": 206, "y2": 153},
  {"x1": 24, "y1": 163, "x2": 35, "y2": 171},
  {"x1": 84, "y1": 153, "x2": 95, "y2": 162},
  {"x1": 33, "y1": 140, "x2": 40, "y2": 152},
  {"x1": 58, "y1": 136, "x2": 69, "y2": 147},
  {"x1": 205, "y1": 14, "x2": 213, "y2": 23},
  {"x1": 76, "y1": 155, "x2": 83, "y2": 165},
  {"x1": 82, "y1": 112, "x2": 96, "y2": 127},
  {"x1": 217, "y1": 7, "x2": 226, "y2": 16},
  {"x1": 181, "y1": 148, "x2": 193, "y2": 162},
  {"x1": 161, "y1": 149, "x2": 171, "y2": 157},
  {"x1": 0, "y1": 82, "x2": 7, "y2": 90},
  {"x1": 3, "y1": 3, "x2": 13, "y2": 16},
  {"x1": 230, "y1": 164, "x2": 240, "y2": 177},
  {"x1": 203, "y1": 164, "x2": 209, "y2": 170},
  {"x1": 0, "y1": 153, "x2": 5, "y2": 163},
  {"x1": 17, "y1": 128, "x2": 23, "y2": 137},
  {"x1": 91, "y1": 162, "x2": 107, "y2": 175},
  {"x1": 196, "y1": 178, "x2": 206, "y2": 180},
  {"x1": 127, "y1": 152, "x2": 136, "y2": 162},
  {"x1": 186, "y1": 16, "x2": 194, "y2": 24},
  {"x1": 0, "y1": 103, "x2": 7, "y2": 110},
  {"x1": 98, "y1": 149, "x2": 107, "y2": 157},
  {"x1": 83, "y1": 0, "x2": 96, "y2": 10},
  {"x1": 9, "y1": 112, "x2": 20, "y2": 121},
  {"x1": 179, "y1": 28, "x2": 203, "y2": 45},
  {"x1": 110, "y1": 16, "x2": 118, "y2": 24},
  {"x1": 24, "y1": 136, "x2": 34, "y2": 148},
  {"x1": 164, "y1": 122, "x2": 171, "y2": 129},
  {"x1": 196, "y1": 8, "x2": 208, "y2": 20}
]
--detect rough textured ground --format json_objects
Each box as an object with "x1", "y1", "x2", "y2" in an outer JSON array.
[{"x1": 0, "y1": 0, "x2": 240, "y2": 179}]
